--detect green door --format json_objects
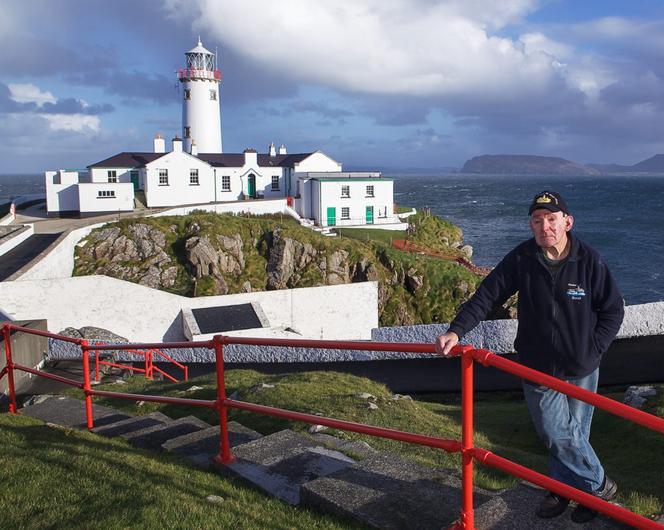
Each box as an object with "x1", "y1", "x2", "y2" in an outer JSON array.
[
  {"x1": 366, "y1": 206, "x2": 374, "y2": 224},
  {"x1": 130, "y1": 170, "x2": 139, "y2": 191},
  {"x1": 326, "y1": 207, "x2": 336, "y2": 226},
  {"x1": 248, "y1": 174, "x2": 256, "y2": 198}
]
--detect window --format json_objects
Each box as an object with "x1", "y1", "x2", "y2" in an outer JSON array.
[
  {"x1": 107, "y1": 170, "x2": 117, "y2": 183},
  {"x1": 341, "y1": 207, "x2": 350, "y2": 220},
  {"x1": 341, "y1": 185, "x2": 350, "y2": 198},
  {"x1": 189, "y1": 169, "x2": 199, "y2": 185},
  {"x1": 184, "y1": 126, "x2": 191, "y2": 138},
  {"x1": 221, "y1": 175, "x2": 230, "y2": 191},
  {"x1": 97, "y1": 190, "x2": 116, "y2": 199},
  {"x1": 184, "y1": 89, "x2": 191, "y2": 100},
  {"x1": 209, "y1": 89, "x2": 217, "y2": 101},
  {"x1": 366, "y1": 185, "x2": 374, "y2": 197},
  {"x1": 159, "y1": 169, "x2": 169, "y2": 186},
  {"x1": 271, "y1": 175, "x2": 279, "y2": 191}
]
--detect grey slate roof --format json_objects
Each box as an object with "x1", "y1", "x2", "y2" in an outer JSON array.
[
  {"x1": 89, "y1": 152, "x2": 314, "y2": 169},
  {"x1": 198, "y1": 153, "x2": 313, "y2": 168},
  {"x1": 88, "y1": 152, "x2": 165, "y2": 169}
]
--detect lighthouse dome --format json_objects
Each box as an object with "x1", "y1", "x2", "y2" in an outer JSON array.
[{"x1": 187, "y1": 38, "x2": 213, "y2": 56}]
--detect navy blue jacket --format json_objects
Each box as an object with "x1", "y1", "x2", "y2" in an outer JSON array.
[{"x1": 448, "y1": 233, "x2": 624, "y2": 377}]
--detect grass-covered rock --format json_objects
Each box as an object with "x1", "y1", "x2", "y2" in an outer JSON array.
[{"x1": 73, "y1": 212, "x2": 483, "y2": 326}]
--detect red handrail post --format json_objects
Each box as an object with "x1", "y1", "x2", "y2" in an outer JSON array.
[
  {"x1": 458, "y1": 348, "x2": 476, "y2": 529},
  {"x1": 212, "y1": 335, "x2": 235, "y2": 464},
  {"x1": 3, "y1": 324, "x2": 18, "y2": 414},
  {"x1": 94, "y1": 351, "x2": 100, "y2": 382},
  {"x1": 80, "y1": 340, "x2": 94, "y2": 429}
]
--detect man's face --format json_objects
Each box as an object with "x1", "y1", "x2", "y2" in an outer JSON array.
[{"x1": 529, "y1": 209, "x2": 574, "y2": 249}]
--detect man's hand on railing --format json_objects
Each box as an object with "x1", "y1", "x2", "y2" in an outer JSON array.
[{"x1": 435, "y1": 331, "x2": 460, "y2": 357}]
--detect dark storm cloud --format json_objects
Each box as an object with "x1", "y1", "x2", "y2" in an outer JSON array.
[
  {"x1": 62, "y1": 70, "x2": 177, "y2": 106},
  {"x1": 40, "y1": 98, "x2": 114, "y2": 115},
  {"x1": 0, "y1": 82, "x2": 114, "y2": 116},
  {"x1": 0, "y1": 84, "x2": 36, "y2": 113}
]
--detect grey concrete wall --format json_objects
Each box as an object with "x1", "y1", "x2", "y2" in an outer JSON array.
[
  {"x1": 0, "y1": 320, "x2": 48, "y2": 395},
  {"x1": 45, "y1": 301, "x2": 664, "y2": 364}
]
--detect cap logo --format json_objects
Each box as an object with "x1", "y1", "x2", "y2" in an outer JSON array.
[{"x1": 536, "y1": 193, "x2": 557, "y2": 204}]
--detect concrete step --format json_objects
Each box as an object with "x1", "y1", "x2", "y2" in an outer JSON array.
[
  {"x1": 91, "y1": 411, "x2": 172, "y2": 438},
  {"x1": 122, "y1": 415, "x2": 211, "y2": 451},
  {"x1": 212, "y1": 429, "x2": 356, "y2": 505},
  {"x1": 162, "y1": 421, "x2": 263, "y2": 469},
  {"x1": 300, "y1": 451, "x2": 495, "y2": 529},
  {"x1": 472, "y1": 482, "x2": 629, "y2": 529},
  {"x1": 20, "y1": 395, "x2": 132, "y2": 429}
]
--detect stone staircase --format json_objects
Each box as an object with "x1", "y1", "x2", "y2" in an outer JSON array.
[{"x1": 16, "y1": 395, "x2": 631, "y2": 529}]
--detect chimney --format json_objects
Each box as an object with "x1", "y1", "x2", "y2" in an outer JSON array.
[
  {"x1": 190, "y1": 140, "x2": 198, "y2": 156},
  {"x1": 172, "y1": 135, "x2": 183, "y2": 152},
  {"x1": 278, "y1": 144, "x2": 287, "y2": 155},
  {"x1": 243, "y1": 148, "x2": 257, "y2": 166},
  {"x1": 269, "y1": 142, "x2": 276, "y2": 157},
  {"x1": 154, "y1": 133, "x2": 165, "y2": 153}
]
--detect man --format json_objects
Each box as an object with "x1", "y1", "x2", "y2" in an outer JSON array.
[{"x1": 435, "y1": 190, "x2": 624, "y2": 523}]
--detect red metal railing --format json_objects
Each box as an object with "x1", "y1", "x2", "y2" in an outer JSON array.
[
  {"x1": 177, "y1": 68, "x2": 221, "y2": 81},
  {"x1": 94, "y1": 347, "x2": 188, "y2": 383},
  {"x1": 1, "y1": 322, "x2": 662, "y2": 529}
]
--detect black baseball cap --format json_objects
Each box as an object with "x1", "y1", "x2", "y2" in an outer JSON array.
[{"x1": 528, "y1": 190, "x2": 570, "y2": 216}]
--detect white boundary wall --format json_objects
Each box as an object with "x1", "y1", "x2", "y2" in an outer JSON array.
[
  {"x1": 0, "y1": 224, "x2": 34, "y2": 256},
  {"x1": 149, "y1": 198, "x2": 288, "y2": 218},
  {"x1": 0, "y1": 275, "x2": 378, "y2": 342},
  {"x1": 16, "y1": 222, "x2": 107, "y2": 280}
]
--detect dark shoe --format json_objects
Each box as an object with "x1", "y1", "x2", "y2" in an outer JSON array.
[
  {"x1": 571, "y1": 475, "x2": 618, "y2": 524},
  {"x1": 536, "y1": 492, "x2": 570, "y2": 518}
]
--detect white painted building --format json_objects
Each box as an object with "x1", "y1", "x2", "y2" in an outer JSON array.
[
  {"x1": 44, "y1": 40, "x2": 399, "y2": 227},
  {"x1": 297, "y1": 172, "x2": 395, "y2": 227}
]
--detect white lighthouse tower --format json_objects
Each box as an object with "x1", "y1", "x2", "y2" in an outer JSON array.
[{"x1": 178, "y1": 39, "x2": 222, "y2": 154}]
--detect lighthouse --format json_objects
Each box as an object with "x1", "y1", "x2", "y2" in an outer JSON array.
[{"x1": 178, "y1": 39, "x2": 222, "y2": 154}]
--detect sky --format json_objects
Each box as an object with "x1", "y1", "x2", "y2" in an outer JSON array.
[{"x1": 2, "y1": 0, "x2": 664, "y2": 174}]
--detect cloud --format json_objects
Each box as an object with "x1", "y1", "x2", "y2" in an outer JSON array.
[
  {"x1": 41, "y1": 114, "x2": 101, "y2": 132},
  {"x1": 166, "y1": 0, "x2": 568, "y2": 101},
  {"x1": 8, "y1": 84, "x2": 57, "y2": 106}
]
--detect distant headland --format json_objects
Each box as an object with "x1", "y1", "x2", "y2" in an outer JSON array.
[{"x1": 460, "y1": 153, "x2": 664, "y2": 176}]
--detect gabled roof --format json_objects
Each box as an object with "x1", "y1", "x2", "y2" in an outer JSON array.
[
  {"x1": 88, "y1": 151, "x2": 319, "y2": 170},
  {"x1": 198, "y1": 152, "x2": 313, "y2": 168},
  {"x1": 88, "y1": 152, "x2": 165, "y2": 169}
]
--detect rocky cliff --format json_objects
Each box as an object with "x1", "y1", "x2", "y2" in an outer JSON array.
[{"x1": 74, "y1": 212, "x2": 484, "y2": 326}]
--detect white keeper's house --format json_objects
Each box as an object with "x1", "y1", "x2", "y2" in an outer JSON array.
[{"x1": 45, "y1": 39, "x2": 400, "y2": 229}]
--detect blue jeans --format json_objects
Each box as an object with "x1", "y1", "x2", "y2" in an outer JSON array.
[{"x1": 522, "y1": 368, "x2": 604, "y2": 493}]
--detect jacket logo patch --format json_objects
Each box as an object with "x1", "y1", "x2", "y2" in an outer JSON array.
[{"x1": 566, "y1": 284, "x2": 586, "y2": 300}]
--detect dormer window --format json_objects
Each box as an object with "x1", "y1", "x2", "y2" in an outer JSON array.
[{"x1": 107, "y1": 170, "x2": 117, "y2": 183}]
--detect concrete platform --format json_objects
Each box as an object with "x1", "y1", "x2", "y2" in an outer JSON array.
[
  {"x1": 301, "y1": 451, "x2": 494, "y2": 529},
  {"x1": 213, "y1": 429, "x2": 356, "y2": 505},
  {"x1": 162, "y1": 421, "x2": 262, "y2": 468},
  {"x1": 20, "y1": 395, "x2": 131, "y2": 428},
  {"x1": 473, "y1": 482, "x2": 629, "y2": 529}
]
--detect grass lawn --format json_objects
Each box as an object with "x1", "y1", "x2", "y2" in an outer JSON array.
[
  {"x1": 334, "y1": 227, "x2": 406, "y2": 245},
  {"x1": 0, "y1": 413, "x2": 361, "y2": 530},
  {"x1": 60, "y1": 369, "x2": 664, "y2": 518}
]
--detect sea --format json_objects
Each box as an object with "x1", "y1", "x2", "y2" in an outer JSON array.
[{"x1": 2, "y1": 173, "x2": 663, "y2": 305}]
